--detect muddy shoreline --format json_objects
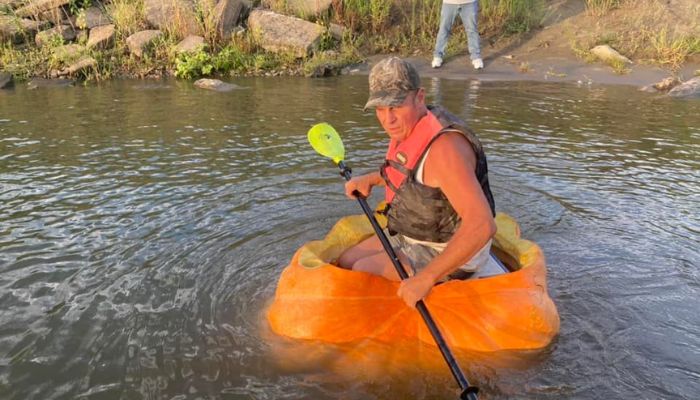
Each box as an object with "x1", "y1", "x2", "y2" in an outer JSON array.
[{"x1": 352, "y1": 53, "x2": 699, "y2": 89}]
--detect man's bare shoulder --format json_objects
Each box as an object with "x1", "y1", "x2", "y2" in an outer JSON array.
[
  {"x1": 423, "y1": 132, "x2": 478, "y2": 188},
  {"x1": 429, "y1": 131, "x2": 477, "y2": 169}
]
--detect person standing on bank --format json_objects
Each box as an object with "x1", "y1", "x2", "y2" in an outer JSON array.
[
  {"x1": 337, "y1": 57, "x2": 505, "y2": 308},
  {"x1": 432, "y1": 0, "x2": 484, "y2": 70}
]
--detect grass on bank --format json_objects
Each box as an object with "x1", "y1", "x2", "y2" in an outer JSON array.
[
  {"x1": 27, "y1": 0, "x2": 700, "y2": 81},
  {"x1": 264, "y1": 0, "x2": 544, "y2": 55},
  {"x1": 109, "y1": 0, "x2": 147, "y2": 39},
  {"x1": 573, "y1": 29, "x2": 700, "y2": 72},
  {"x1": 0, "y1": 29, "x2": 358, "y2": 81},
  {"x1": 650, "y1": 29, "x2": 700, "y2": 69},
  {"x1": 0, "y1": 43, "x2": 53, "y2": 81},
  {"x1": 220, "y1": 0, "x2": 544, "y2": 77},
  {"x1": 481, "y1": 0, "x2": 545, "y2": 35},
  {"x1": 585, "y1": 0, "x2": 624, "y2": 17},
  {"x1": 573, "y1": 0, "x2": 700, "y2": 71},
  {"x1": 3, "y1": 0, "x2": 543, "y2": 81},
  {"x1": 173, "y1": 23, "x2": 363, "y2": 79},
  {"x1": 173, "y1": 35, "x2": 294, "y2": 79},
  {"x1": 0, "y1": 33, "x2": 82, "y2": 80}
]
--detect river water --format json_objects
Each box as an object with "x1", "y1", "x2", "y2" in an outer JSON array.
[{"x1": 0, "y1": 76, "x2": 698, "y2": 399}]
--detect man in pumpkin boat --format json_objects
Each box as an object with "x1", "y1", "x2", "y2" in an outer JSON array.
[{"x1": 338, "y1": 56, "x2": 506, "y2": 308}]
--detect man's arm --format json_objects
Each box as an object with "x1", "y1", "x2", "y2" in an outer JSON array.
[{"x1": 344, "y1": 171, "x2": 385, "y2": 199}]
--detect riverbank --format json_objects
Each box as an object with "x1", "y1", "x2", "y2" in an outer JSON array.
[
  {"x1": 359, "y1": 52, "x2": 700, "y2": 89},
  {"x1": 1, "y1": 0, "x2": 698, "y2": 91},
  {"x1": 375, "y1": 0, "x2": 699, "y2": 88}
]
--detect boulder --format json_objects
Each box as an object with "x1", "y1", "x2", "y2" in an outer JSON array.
[
  {"x1": 126, "y1": 30, "x2": 163, "y2": 58},
  {"x1": 262, "y1": 0, "x2": 332, "y2": 18},
  {"x1": 668, "y1": 77, "x2": 700, "y2": 98},
  {"x1": 144, "y1": 0, "x2": 201, "y2": 37},
  {"x1": 51, "y1": 56, "x2": 97, "y2": 77},
  {"x1": 87, "y1": 24, "x2": 115, "y2": 49},
  {"x1": 14, "y1": 0, "x2": 70, "y2": 17},
  {"x1": 175, "y1": 35, "x2": 206, "y2": 54},
  {"x1": 654, "y1": 76, "x2": 681, "y2": 91},
  {"x1": 81, "y1": 6, "x2": 110, "y2": 29},
  {"x1": 35, "y1": 25, "x2": 76, "y2": 47},
  {"x1": 0, "y1": 72, "x2": 13, "y2": 89},
  {"x1": 641, "y1": 77, "x2": 681, "y2": 93},
  {"x1": 247, "y1": 9, "x2": 323, "y2": 58},
  {"x1": 194, "y1": 78, "x2": 242, "y2": 91},
  {"x1": 209, "y1": 0, "x2": 247, "y2": 40},
  {"x1": 590, "y1": 45, "x2": 632, "y2": 65},
  {"x1": 38, "y1": 8, "x2": 63, "y2": 24}
]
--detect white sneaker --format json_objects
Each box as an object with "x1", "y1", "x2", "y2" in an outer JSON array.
[
  {"x1": 472, "y1": 58, "x2": 484, "y2": 70},
  {"x1": 431, "y1": 57, "x2": 443, "y2": 68}
]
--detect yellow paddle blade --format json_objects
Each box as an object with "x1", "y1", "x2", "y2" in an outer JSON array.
[{"x1": 308, "y1": 123, "x2": 345, "y2": 164}]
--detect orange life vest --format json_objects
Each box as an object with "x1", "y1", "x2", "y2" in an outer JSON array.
[
  {"x1": 383, "y1": 111, "x2": 444, "y2": 203},
  {"x1": 379, "y1": 105, "x2": 495, "y2": 243}
]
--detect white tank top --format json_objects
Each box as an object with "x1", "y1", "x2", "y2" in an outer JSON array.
[{"x1": 410, "y1": 148, "x2": 505, "y2": 277}]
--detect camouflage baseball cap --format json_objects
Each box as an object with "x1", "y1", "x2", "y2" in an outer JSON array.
[{"x1": 364, "y1": 57, "x2": 420, "y2": 110}]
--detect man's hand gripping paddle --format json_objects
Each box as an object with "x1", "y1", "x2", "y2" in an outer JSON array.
[{"x1": 307, "y1": 122, "x2": 479, "y2": 400}]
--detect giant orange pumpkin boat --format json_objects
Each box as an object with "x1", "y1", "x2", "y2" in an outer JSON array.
[{"x1": 267, "y1": 212, "x2": 560, "y2": 353}]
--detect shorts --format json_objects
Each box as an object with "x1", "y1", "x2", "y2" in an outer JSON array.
[{"x1": 385, "y1": 230, "x2": 507, "y2": 280}]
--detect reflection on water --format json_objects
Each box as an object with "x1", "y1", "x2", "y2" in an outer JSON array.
[{"x1": 0, "y1": 77, "x2": 698, "y2": 399}]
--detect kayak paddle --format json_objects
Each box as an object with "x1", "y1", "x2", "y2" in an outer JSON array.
[{"x1": 307, "y1": 122, "x2": 479, "y2": 400}]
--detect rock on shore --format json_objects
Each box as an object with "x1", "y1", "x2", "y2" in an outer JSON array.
[
  {"x1": 0, "y1": 71, "x2": 13, "y2": 89},
  {"x1": 668, "y1": 77, "x2": 700, "y2": 98},
  {"x1": 194, "y1": 78, "x2": 244, "y2": 91},
  {"x1": 248, "y1": 9, "x2": 324, "y2": 58}
]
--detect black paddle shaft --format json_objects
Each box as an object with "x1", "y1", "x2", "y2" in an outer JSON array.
[{"x1": 337, "y1": 161, "x2": 478, "y2": 400}]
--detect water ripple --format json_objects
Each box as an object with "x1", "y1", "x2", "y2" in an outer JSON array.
[{"x1": 0, "y1": 78, "x2": 698, "y2": 399}]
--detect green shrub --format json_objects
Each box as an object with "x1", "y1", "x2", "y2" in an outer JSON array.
[
  {"x1": 175, "y1": 49, "x2": 214, "y2": 79},
  {"x1": 212, "y1": 44, "x2": 256, "y2": 72}
]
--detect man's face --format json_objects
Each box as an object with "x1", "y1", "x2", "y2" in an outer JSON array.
[{"x1": 375, "y1": 89, "x2": 426, "y2": 142}]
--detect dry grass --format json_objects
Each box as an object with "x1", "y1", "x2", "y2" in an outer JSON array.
[
  {"x1": 110, "y1": 0, "x2": 203, "y2": 40},
  {"x1": 166, "y1": 2, "x2": 204, "y2": 39},
  {"x1": 570, "y1": 0, "x2": 699, "y2": 70},
  {"x1": 650, "y1": 28, "x2": 700, "y2": 69},
  {"x1": 585, "y1": 0, "x2": 623, "y2": 17},
  {"x1": 480, "y1": 0, "x2": 545, "y2": 35},
  {"x1": 608, "y1": 57, "x2": 630, "y2": 74},
  {"x1": 0, "y1": 37, "x2": 70, "y2": 79},
  {"x1": 0, "y1": 43, "x2": 44, "y2": 79},
  {"x1": 3, "y1": 0, "x2": 698, "y2": 80},
  {"x1": 108, "y1": 0, "x2": 147, "y2": 39},
  {"x1": 326, "y1": 0, "x2": 546, "y2": 55}
]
